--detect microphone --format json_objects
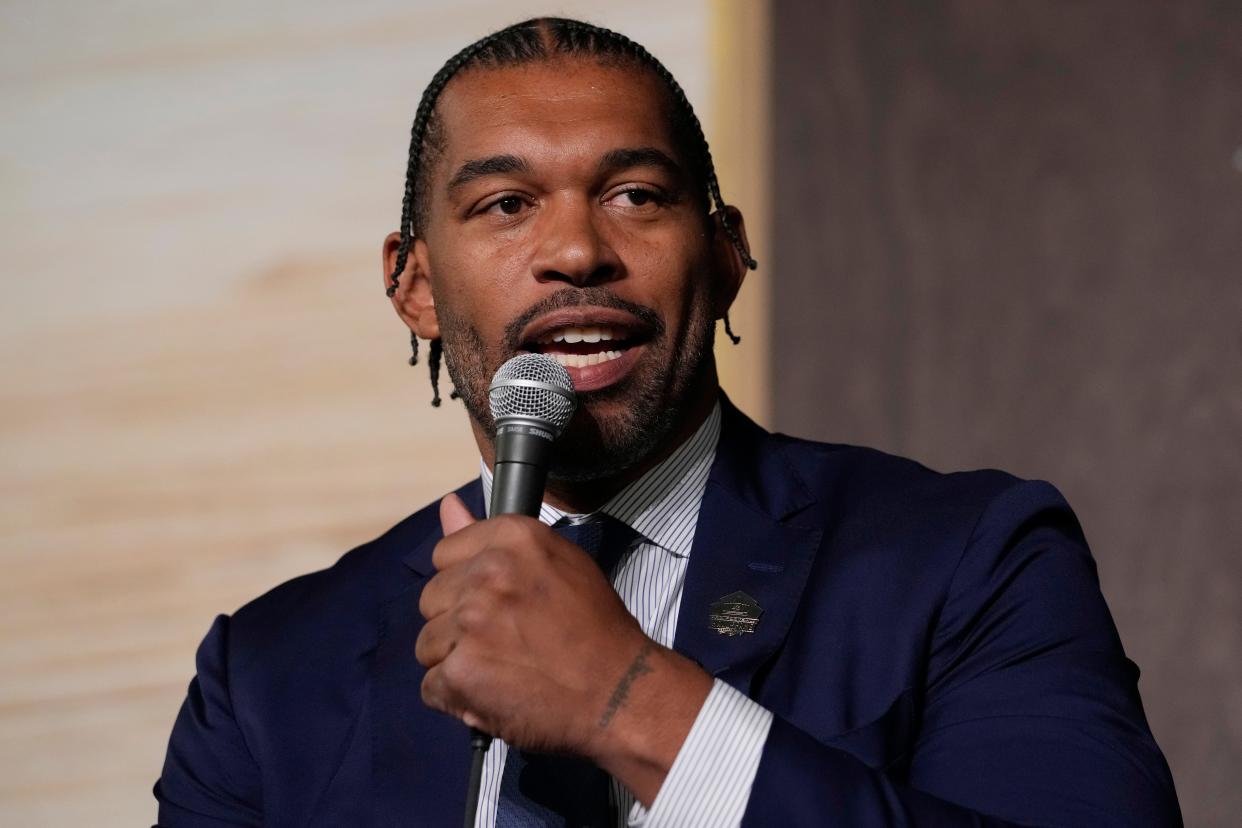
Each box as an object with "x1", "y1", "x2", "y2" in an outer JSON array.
[
  {"x1": 463, "y1": 353, "x2": 576, "y2": 828},
  {"x1": 487, "y1": 353, "x2": 578, "y2": 518}
]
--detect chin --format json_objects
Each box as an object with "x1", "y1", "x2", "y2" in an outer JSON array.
[{"x1": 547, "y1": 391, "x2": 681, "y2": 483}]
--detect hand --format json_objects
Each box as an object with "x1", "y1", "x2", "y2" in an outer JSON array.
[
  {"x1": 416, "y1": 494, "x2": 712, "y2": 805},
  {"x1": 417, "y1": 493, "x2": 645, "y2": 755}
]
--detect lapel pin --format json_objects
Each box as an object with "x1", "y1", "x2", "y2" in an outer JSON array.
[{"x1": 709, "y1": 591, "x2": 763, "y2": 636}]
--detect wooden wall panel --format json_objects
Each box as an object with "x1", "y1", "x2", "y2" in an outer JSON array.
[
  {"x1": 711, "y1": 0, "x2": 773, "y2": 425},
  {"x1": 0, "y1": 2, "x2": 714, "y2": 824},
  {"x1": 771, "y1": 2, "x2": 1242, "y2": 824}
]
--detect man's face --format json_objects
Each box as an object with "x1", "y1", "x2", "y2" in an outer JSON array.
[{"x1": 406, "y1": 58, "x2": 740, "y2": 481}]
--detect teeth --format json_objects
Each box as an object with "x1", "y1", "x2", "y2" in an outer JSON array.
[
  {"x1": 550, "y1": 350, "x2": 624, "y2": 369},
  {"x1": 543, "y1": 326, "x2": 616, "y2": 344}
]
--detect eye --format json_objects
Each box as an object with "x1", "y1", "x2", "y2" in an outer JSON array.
[
  {"x1": 620, "y1": 189, "x2": 652, "y2": 206},
  {"x1": 606, "y1": 187, "x2": 666, "y2": 209},
  {"x1": 475, "y1": 193, "x2": 531, "y2": 219},
  {"x1": 489, "y1": 196, "x2": 524, "y2": 215}
]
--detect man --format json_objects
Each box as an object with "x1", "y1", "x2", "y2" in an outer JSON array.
[{"x1": 155, "y1": 17, "x2": 1180, "y2": 827}]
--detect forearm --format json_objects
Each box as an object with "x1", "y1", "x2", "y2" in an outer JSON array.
[{"x1": 591, "y1": 641, "x2": 713, "y2": 806}]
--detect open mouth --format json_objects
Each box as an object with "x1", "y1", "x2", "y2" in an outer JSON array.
[
  {"x1": 526, "y1": 325, "x2": 638, "y2": 368},
  {"x1": 517, "y1": 310, "x2": 655, "y2": 393}
]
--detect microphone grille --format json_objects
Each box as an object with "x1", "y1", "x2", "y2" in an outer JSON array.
[{"x1": 488, "y1": 353, "x2": 577, "y2": 432}]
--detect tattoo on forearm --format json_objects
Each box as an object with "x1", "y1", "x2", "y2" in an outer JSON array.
[{"x1": 598, "y1": 642, "x2": 656, "y2": 729}]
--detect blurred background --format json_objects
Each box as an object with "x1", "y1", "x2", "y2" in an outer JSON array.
[{"x1": 0, "y1": 1, "x2": 1237, "y2": 825}]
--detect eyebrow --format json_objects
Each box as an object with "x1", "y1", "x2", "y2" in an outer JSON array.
[
  {"x1": 446, "y1": 154, "x2": 531, "y2": 193},
  {"x1": 444, "y1": 147, "x2": 687, "y2": 198},
  {"x1": 598, "y1": 146, "x2": 685, "y2": 179}
]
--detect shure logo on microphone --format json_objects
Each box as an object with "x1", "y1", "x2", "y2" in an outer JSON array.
[{"x1": 497, "y1": 423, "x2": 553, "y2": 441}]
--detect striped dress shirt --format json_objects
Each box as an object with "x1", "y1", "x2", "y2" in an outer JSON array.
[{"x1": 474, "y1": 401, "x2": 773, "y2": 827}]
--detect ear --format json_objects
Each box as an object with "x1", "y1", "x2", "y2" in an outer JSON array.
[
  {"x1": 382, "y1": 231, "x2": 439, "y2": 340},
  {"x1": 708, "y1": 205, "x2": 751, "y2": 319}
]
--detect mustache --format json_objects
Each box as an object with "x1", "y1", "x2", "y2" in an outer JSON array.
[{"x1": 502, "y1": 288, "x2": 665, "y2": 352}]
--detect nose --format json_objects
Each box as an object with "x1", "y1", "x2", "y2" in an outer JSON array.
[{"x1": 529, "y1": 194, "x2": 622, "y2": 287}]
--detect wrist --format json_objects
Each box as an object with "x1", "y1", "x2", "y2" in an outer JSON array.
[{"x1": 588, "y1": 641, "x2": 713, "y2": 807}]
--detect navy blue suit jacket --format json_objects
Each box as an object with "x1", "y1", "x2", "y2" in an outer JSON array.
[{"x1": 156, "y1": 400, "x2": 1180, "y2": 826}]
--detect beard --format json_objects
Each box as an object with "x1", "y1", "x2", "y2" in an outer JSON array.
[{"x1": 433, "y1": 286, "x2": 717, "y2": 483}]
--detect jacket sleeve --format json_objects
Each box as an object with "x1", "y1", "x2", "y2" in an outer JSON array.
[
  {"x1": 742, "y1": 480, "x2": 1181, "y2": 827},
  {"x1": 154, "y1": 614, "x2": 263, "y2": 827}
]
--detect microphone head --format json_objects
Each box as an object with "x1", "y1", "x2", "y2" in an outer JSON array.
[{"x1": 488, "y1": 353, "x2": 577, "y2": 435}]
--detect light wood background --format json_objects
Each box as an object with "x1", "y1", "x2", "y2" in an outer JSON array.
[{"x1": 0, "y1": 2, "x2": 769, "y2": 824}]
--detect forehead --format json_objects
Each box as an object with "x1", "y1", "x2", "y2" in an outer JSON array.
[{"x1": 431, "y1": 58, "x2": 681, "y2": 168}]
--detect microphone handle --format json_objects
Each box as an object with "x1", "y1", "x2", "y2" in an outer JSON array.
[
  {"x1": 489, "y1": 418, "x2": 555, "y2": 517},
  {"x1": 490, "y1": 459, "x2": 550, "y2": 517}
]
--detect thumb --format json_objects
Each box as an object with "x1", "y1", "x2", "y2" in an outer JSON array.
[{"x1": 439, "y1": 493, "x2": 478, "y2": 537}]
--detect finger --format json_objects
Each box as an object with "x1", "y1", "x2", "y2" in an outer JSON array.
[
  {"x1": 417, "y1": 562, "x2": 472, "y2": 620},
  {"x1": 440, "y1": 493, "x2": 477, "y2": 537},
  {"x1": 421, "y1": 651, "x2": 481, "y2": 724},
  {"x1": 420, "y1": 665, "x2": 482, "y2": 730},
  {"x1": 431, "y1": 524, "x2": 484, "y2": 572},
  {"x1": 420, "y1": 663, "x2": 452, "y2": 715},
  {"x1": 414, "y1": 612, "x2": 457, "y2": 668},
  {"x1": 431, "y1": 512, "x2": 551, "y2": 573}
]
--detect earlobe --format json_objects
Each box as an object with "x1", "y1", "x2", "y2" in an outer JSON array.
[{"x1": 382, "y1": 232, "x2": 440, "y2": 340}]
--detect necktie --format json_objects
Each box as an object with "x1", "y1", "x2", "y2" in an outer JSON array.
[{"x1": 494, "y1": 516, "x2": 637, "y2": 828}]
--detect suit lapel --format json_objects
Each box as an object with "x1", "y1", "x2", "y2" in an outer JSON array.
[
  {"x1": 674, "y1": 400, "x2": 825, "y2": 695},
  {"x1": 372, "y1": 482, "x2": 484, "y2": 827}
]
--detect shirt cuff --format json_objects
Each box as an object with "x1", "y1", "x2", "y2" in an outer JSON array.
[{"x1": 627, "y1": 679, "x2": 773, "y2": 828}]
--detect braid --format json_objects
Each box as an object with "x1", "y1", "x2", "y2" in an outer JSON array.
[
  {"x1": 386, "y1": 32, "x2": 515, "y2": 299},
  {"x1": 391, "y1": 17, "x2": 756, "y2": 404},
  {"x1": 428, "y1": 338, "x2": 443, "y2": 407}
]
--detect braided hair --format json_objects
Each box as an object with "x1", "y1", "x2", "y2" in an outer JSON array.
[{"x1": 388, "y1": 17, "x2": 756, "y2": 405}]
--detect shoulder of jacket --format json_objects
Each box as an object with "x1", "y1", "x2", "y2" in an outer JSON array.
[{"x1": 223, "y1": 497, "x2": 444, "y2": 668}]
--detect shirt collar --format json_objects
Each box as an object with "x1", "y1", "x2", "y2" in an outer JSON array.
[{"x1": 479, "y1": 400, "x2": 721, "y2": 558}]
